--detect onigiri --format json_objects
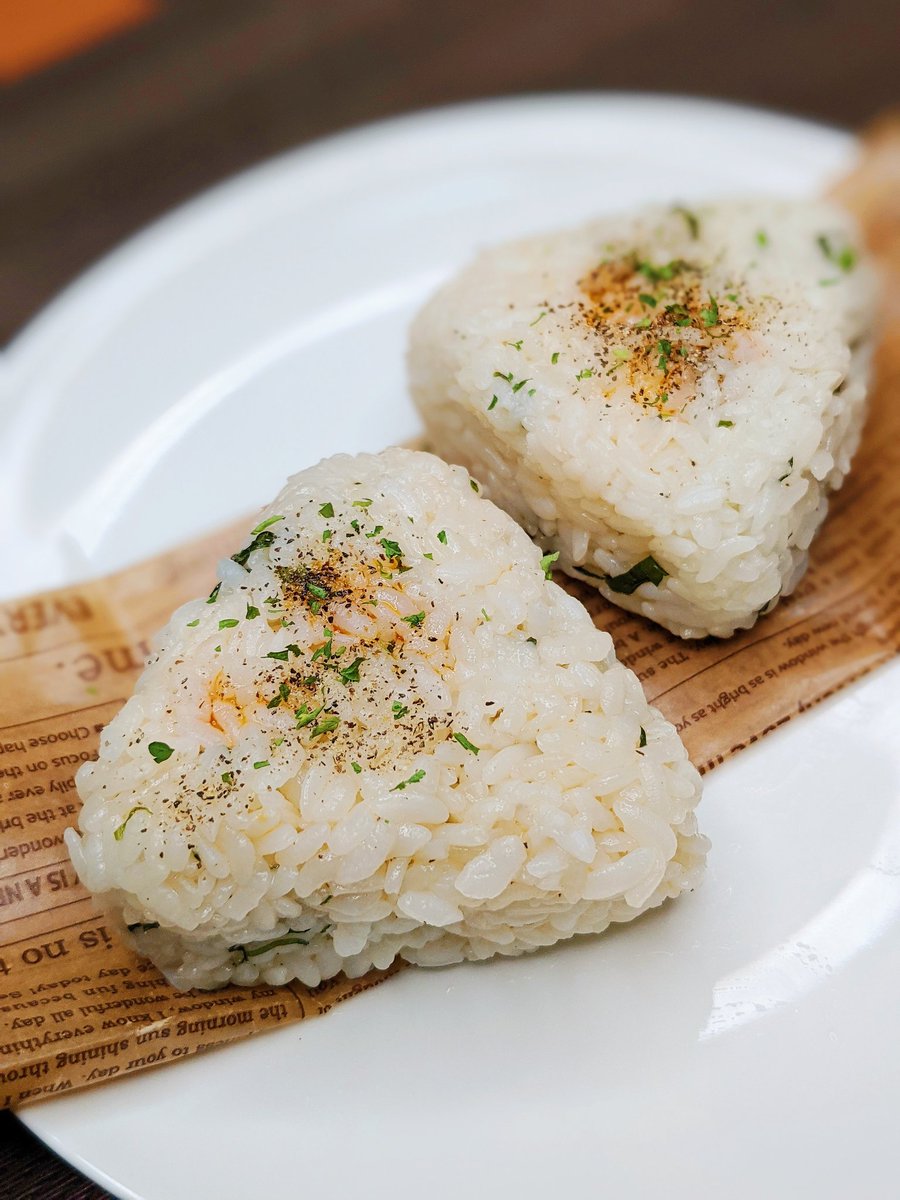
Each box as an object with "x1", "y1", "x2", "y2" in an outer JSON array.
[
  {"x1": 66, "y1": 448, "x2": 706, "y2": 991},
  {"x1": 408, "y1": 200, "x2": 876, "y2": 638}
]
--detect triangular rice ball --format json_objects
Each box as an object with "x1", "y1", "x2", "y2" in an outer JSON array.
[{"x1": 67, "y1": 449, "x2": 706, "y2": 990}]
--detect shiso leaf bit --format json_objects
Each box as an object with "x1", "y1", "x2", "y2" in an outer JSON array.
[
  {"x1": 605, "y1": 556, "x2": 669, "y2": 595},
  {"x1": 250, "y1": 515, "x2": 285, "y2": 535},
  {"x1": 230, "y1": 931, "x2": 312, "y2": 962},
  {"x1": 148, "y1": 741, "x2": 174, "y2": 763},
  {"x1": 232, "y1": 528, "x2": 278, "y2": 570},
  {"x1": 540, "y1": 551, "x2": 560, "y2": 579},
  {"x1": 114, "y1": 806, "x2": 152, "y2": 841}
]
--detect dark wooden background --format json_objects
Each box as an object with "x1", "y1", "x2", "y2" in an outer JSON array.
[{"x1": 1, "y1": 0, "x2": 897, "y2": 1195}]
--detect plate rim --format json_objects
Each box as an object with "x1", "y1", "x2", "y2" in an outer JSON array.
[{"x1": 2, "y1": 89, "x2": 854, "y2": 376}]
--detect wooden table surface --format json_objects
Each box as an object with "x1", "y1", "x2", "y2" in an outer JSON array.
[{"x1": 1, "y1": 0, "x2": 897, "y2": 1195}]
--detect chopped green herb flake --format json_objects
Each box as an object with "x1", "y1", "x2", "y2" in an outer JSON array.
[
  {"x1": 364, "y1": 525, "x2": 384, "y2": 538},
  {"x1": 540, "y1": 551, "x2": 560, "y2": 579},
  {"x1": 310, "y1": 715, "x2": 340, "y2": 738},
  {"x1": 295, "y1": 703, "x2": 325, "y2": 729},
  {"x1": 470, "y1": 479, "x2": 479, "y2": 492},
  {"x1": 674, "y1": 206, "x2": 700, "y2": 239},
  {"x1": 253, "y1": 760, "x2": 269, "y2": 770},
  {"x1": 148, "y1": 742, "x2": 173, "y2": 763},
  {"x1": 453, "y1": 732, "x2": 480, "y2": 755},
  {"x1": 605, "y1": 555, "x2": 668, "y2": 595},
  {"x1": 511, "y1": 377, "x2": 530, "y2": 393},
  {"x1": 391, "y1": 768, "x2": 426, "y2": 792},
  {"x1": 232, "y1": 529, "x2": 276, "y2": 570},
  {"x1": 338, "y1": 656, "x2": 365, "y2": 686},
  {"x1": 318, "y1": 502, "x2": 334, "y2": 518},
  {"x1": 245, "y1": 604, "x2": 260, "y2": 620},
  {"x1": 392, "y1": 702, "x2": 409, "y2": 721},
  {"x1": 488, "y1": 394, "x2": 499, "y2": 411},
  {"x1": 493, "y1": 370, "x2": 513, "y2": 383},
  {"x1": 221, "y1": 771, "x2": 234, "y2": 785},
  {"x1": 114, "y1": 806, "x2": 151, "y2": 841},
  {"x1": 551, "y1": 351, "x2": 560, "y2": 364},
  {"x1": 657, "y1": 338, "x2": 672, "y2": 370},
  {"x1": 756, "y1": 229, "x2": 769, "y2": 247},
  {"x1": 637, "y1": 316, "x2": 652, "y2": 329},
  {"x1": 639, "y1": 727, "x2": 647, "y2": 748},
  {"x1": 503, "y1": 339, "x2": 523, "y2": 351},
  {"x1": 575, "y1": 367, "x2": 594, "y2": 380},
  {"x1": 186, "y1": 618, "x2": 200, "y2": 627},
  {"x1": 423, "y1": 552, "x2": 434, "y2": 560},
  {"x1": 311, "y1": 630, "x2": 334, "y2": 663},
  {"x1": 207, "y1": 582, "x2": 221, "y2": 604},
  {"x1": 701, "y1": 295, "x2": 719, "y2": 327},
  {"x1": 322, "y1": 528, "x2": 333, "y2": 542},
  {"x1": 636, "y1": 258, "x2": 684, "y2": 283},
  {"x1": 402, "y1": 612, "x2": 426, "y2": 628},
  {"x1": 379, "y1": 537, "x2": 403, "y2": 559},
  {"x1": 717, "y1": 419, "x2": 734, "y2": 428},
  {"x1": 250, "y1": 515, "x2": 284, "y2": 536},
  {"x1": 530, "y1": 311, "x2": 547, "y2": 326},
  {"x1": 817, "y1": 233, "x2": 856, "y2": 273},
  {"x1": 351, "y1": 762, "x2": 362, "y2": 775},
  {"x1": 352, "y1": 498, "x2": 373, "y2": 509},
  {"x1": 481, "y1": 608, "x2": 490, "y2": 621},
  {"x1": 266, "y1": 649, "x2": 290, "y2": 661},
  {"x1": 638, "y1": 292, "x2": 657, "y2": 307},
  {"x1": 218, "y1": 618, "x2": 239, "y2": 630},
  {"x1": 437, "y1": 530, "x2": 448, "y2": 544}
]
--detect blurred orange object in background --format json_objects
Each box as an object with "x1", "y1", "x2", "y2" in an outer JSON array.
[{"x1": 0, "y1": 0, "x2": 158, "y2": 83}]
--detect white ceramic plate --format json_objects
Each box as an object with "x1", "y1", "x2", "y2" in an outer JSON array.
[{"x1": 6, "y1": 95, "x2": 900, "y2": 1200}]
